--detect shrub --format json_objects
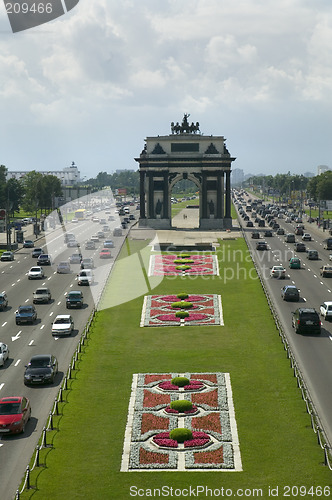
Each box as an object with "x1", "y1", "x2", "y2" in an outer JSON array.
[
  {"x1": 171, "y1": 301, "x2": 193, "y2": 309},
  {"x1": 170, "y1": 400, "x2": 193, "y2": 412},
  {"x1": 178, "y1": 254, "x2": 191, "y2": 258},
  {"x1": 171, "y1": 376, "x2": 190, "y2": 387},
  {"x1": 177, "y1": 292, "x2": 189, "y2": 300},
  {"x1": 175, "y1": 265, "x2": 191, "y2": 270},
  {"x1": 169, "y1": 428, "x2": 193, "y2": 443},
  {"x1": 175, "y1": 310, "x2": 189, "y2": 318},
  {"x1": 173, "y1": 259, "x2": 194, "y2": 264}
]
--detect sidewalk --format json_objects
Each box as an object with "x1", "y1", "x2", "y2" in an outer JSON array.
[{"x1": 0, "y1": 223, "x2": 40, "y2": 250}]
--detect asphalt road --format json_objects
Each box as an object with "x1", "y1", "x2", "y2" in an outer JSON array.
[
  {"x1": 0, "y1": 206, "x2": 137, "y2": 499},
  {"x1": 238, "y1": 196, "x2": 332, "y2": 449}
]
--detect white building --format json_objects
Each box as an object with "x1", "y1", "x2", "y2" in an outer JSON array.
[
  {"x1": 317, "y1": 165, "x2": 330, "y2": 176},
  {"x1": 6, "y1": 162, "x2": 81, "y2": 186}
]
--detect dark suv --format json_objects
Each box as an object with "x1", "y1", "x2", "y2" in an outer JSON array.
[{"x1": 291, "y1": 308, "x2": 321, "y2": 335}]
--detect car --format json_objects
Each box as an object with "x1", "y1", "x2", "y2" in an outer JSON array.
[
  {"x1": 32, "y1": 248, "x2": 44, "y2": 258},
  {"x1": 57, "y1": 261, "x2": 71, "y2": 274},
  {"x1": 51, "y1": 314, "x2": 74, "y2": 336},
  {"x1": 129, "y1": 214, "x2": 135, "y2": 220},
  {"x1": 302, "y1": 233, "x2": 311, "y2": 241},
  {"x1": 121, "y1": 221, "x2": 128, "y2": 229},
  {"x1": 0, "y1": 342, "x2": 9, "y2": 367},
  {"x1": 104, "y1": 239, "x2": 115, "y2": 248},
  {"x1": 285, "y1": 234, "x2": 295, "y2": 243},
  {"x1": 258, "y1": 219, "x2": 265, "y2": 227},
  {"x1": 319, "y1": 301, "x2": 332, "y2": 320},
  {"x1": 64, "y1": 233, "x2": 75, "y2": 243},
  {"x1": 0, "y1": 292, "x2": 8, "y2": 311},
  {"x1": 294, "y1": 242, "x2": 306, "y2": 252},
  {"x1": 307, "y1": 250, "x2": 319, "y2": 260},
  {"x1": 276, "y1": 228, "x2": 285, "y2": 235},
  {"x1": 256, "y1": 241, "x2": 268, "y2": 251},
  {"x1": 264, "y1": 230, "x2": 273, "y2": 237},
  {"x1": 91, "y1": 235, "x2": 99, "y2": 242},
  {"x1": 15, "y1": 305, "x2": 37, "y2": 325},
  {"x1": 99, "y1": 248, "x2": 112, "y2": 259},
  {"x1": 103, "y1": 225, "x2": 110, "y2": 232},
  {"x1": 71, "y1": 218, "x2": 79, "y2": 223},
  {"x1": 80, "y1": 257, "x2": 94, "y2": 269},
  {"x1": 97, "y1": 231, "x2": 105, "y2": 239},
  {"x1": 113, "y1": 227, "x2": 122, "y2": 236},
  {"x1": 0, "y1": 396, "x2": 31, "y2": 434},
  {"x1": 28, "y1": 266, "x2": 45, "y2": 279},
  {"x1": 330, "y1": 254, "x2": 332, "y2": 261},
  {"x1": 67, "y1": 239, "x2": 79, "y2": 248},
  {"x1": 0, "y1": 251, "x2": 14, "y2": 262},
  {"x1": 108, "y1": 215, "x2": 116, "y2": 221},
  {"x1": 289, "y1": 257, "x2": 301, "y2": 269},
  {"x1": 291, "y1": 308, "x2": 321, "y2": 334},
  {"x1": 320, "y1": 265, "x2": 332, "y2": 278},
  {"x1": 24, "y1": 354, "x2": 58, "y2": 385},
  {"x1": 77, "y1": 269, "x2": 94, "y2": 286},
  {"x1": 69, "y1": 253, "x2": 82, "y2": 265},
  {"x1": 251, "y1": 232, "x2": 260, "y2": 239},
  {"x1": 270, "y1": 265, "x2": 286, "y2": 279},
  {"x1": 295, "y1": 227, "x2": 304, "y2": 236},
  {"x1": 33, "y1": 287, "x2": 51, "y2": 304},
  {"x1": 246, "y1": 221, "x2": 254, "y2": 227},
  {"x1": 281, "y1": 285, "x2": 300, "y2": 301},
  {"x1": 37, "y1": 254, "x2": 52, "y2": 265},
  {"x1": 66, "y1": 290, "x2": 84, "y2": 309},
  {"x1": 23, "y1": 240, "x2": 34, "y2": 248},
  {"x1": 85, "y1": 240, "x2": 96, "y2": 250}
]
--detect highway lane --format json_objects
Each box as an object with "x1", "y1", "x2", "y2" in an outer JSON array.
[
  {"x1": 0, "y1": 207, "x2": 136, "y2": 499},
  {"x1": 236, "y1": 196, "x2": 332, "y2": 448}
]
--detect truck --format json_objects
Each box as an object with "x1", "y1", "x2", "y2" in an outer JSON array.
[{"x1": 323, "y1": 238, "x2": 332, "y2": 250}]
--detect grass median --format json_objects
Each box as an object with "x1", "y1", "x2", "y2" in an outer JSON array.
[{"x1": 21, "y1": 237, "x2": 331, "y2": 499}]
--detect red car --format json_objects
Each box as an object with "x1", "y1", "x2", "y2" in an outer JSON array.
[
  {"x1": 0, "y1": 396, "x2": 31, "y2": 434},
  {"x1": 99, "y1": 249, "x2": 112, "y2": 259}
]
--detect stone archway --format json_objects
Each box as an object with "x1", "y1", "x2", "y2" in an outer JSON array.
[{"x1": 136, "y1": 114, "x2": 236, "y2": 230}]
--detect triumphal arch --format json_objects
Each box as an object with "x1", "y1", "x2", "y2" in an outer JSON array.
[{"x1": 135, "y1": 114, "x2": 235, "y2": 229}]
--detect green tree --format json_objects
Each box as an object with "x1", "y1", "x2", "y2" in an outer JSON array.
[
  {"x1": 40, "y1": 175, "x2": 62, "y2": 210},
  {"x1": 0, "y1": 165, "x2": 7, "y2": 208},
  {"x1": 316, "y1": 171, "x2": 332, "y2": 200},
  {"x1": 6, "y1": 178, "x2": 24, "y2": 215},
  {"x1": 20, "y1": 171, "x2": 44, "y2": 213}
]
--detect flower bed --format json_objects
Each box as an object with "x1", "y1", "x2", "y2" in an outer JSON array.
[
  {"x1": 121, "y1": 372, "x2": 242, "y2": 471},
  {"x1": 149, "y1": 254, "x2": 219, "y2": 276},
  {"x1": 141, "y1": 294, "x2": 224, "y2": 327}
]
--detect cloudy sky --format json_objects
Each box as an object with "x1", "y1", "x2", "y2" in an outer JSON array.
[{"x1": 1, "y1": 0, "x2": 332, "y2": 180}]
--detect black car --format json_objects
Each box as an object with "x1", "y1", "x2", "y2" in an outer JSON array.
[
  {"x1": 0, "y1": 293, "x2": 8, "y2": 311},
  {"x1": 256, "y1": 241, "x2": 268, "y2": 251},
  {"x1": 32, "y1": 248, "x2": 44, "y2": 258},
  {"x1": 291, "y1": 308, "x2": 321, "y2": 334},
  {"x1": 281, "y1": 285, "x2": 300, "y2": 301},
  {"x1": 294, "y1": 242, "x2": 306, "y2": 252},
  {"x1": 15, "y1": 305, "x2": 37, "y2": 325},
  {"x1": 23, "y1": 240, "x2": 34, "y2": 248},
  {"x1": 24, "y1": 354, "x2": 58, "y2": 385},
  {"x1": 66, "y1": 291, "x2": 84, "y2": 309},
  {"x1": 264, "y1": 230, "x2": 273, "y2": 237},
  {"x1": 37, "y1": 254, "x2": 52, "y2": 265},
  {"x1": 251, "y1": 232, "x2": 260, "y2": 239}
]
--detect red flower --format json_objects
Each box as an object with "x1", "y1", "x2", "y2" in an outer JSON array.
[
  {"x1": 194, "y1": 447, "x2": 224, "y2": 464},
  {"x1": 143, "y1": 390, "x2": 171, "y2": 408},
  {"x1": 140, "y1": 447, "x2": 169, "y2": 464},
  {"x1": 141, "y1": 413, "x2": 169, "y2": 434},
  {"x1": 192, "y1": 413, "x2": 221, "y2": 433}
]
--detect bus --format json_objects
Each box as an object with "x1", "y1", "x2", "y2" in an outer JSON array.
[{"x1": 74, "y1": 209, "x2": 86, "y2": 220}]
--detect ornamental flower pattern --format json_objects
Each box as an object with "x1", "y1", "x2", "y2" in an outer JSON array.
[
  {"x1": 149, "y1": 254, "x2": 219, "y2": 276},
  {"x1": 121, "y1": 372, "x2": 242, "y2": 471},
  {"x1": 140, "y1": 294, "x2": 224, "y2": 327}
]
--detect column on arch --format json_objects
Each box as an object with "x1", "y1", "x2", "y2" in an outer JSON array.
[
  {"x1": 147, "y1": 171, "x2": 154, "y2": 218},
  {"x1": 163, "y1": 171, "x2": 169, "y2": 219},
  {"x1": 139, "y1": 170, "x2": 146, "y2": 219},
  {"x1": 216, "y1": 171, "x2": 222, "y2": 219},
  {"x1": 225, "y1": 170, "x2": 231, "y2": 218},
  {"x1": 201, "y1": 171, "x2": 207, "y2": 218}
]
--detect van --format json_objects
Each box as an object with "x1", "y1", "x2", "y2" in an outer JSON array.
[
  {"x1": 324, "y1": 238, "x2": 332, "y2": 250},
  {"x1": 285, "y1": 234, "x2": 295, "y2": 243},
  {"x1": 307, "y1": 250, "x2": 318, "y2": 260}
]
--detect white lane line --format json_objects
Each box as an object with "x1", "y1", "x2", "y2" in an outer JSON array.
[
  {"x1": 0, "y1": 383, "x2": 4, "y2": 391},
  {"x1": 49, "y1": 312, "x2": 54, "y2": 316},
  {"x1": 14, "y1": 359, "x2": 21, "y2": 367},
  {"x1": 25, "y1": 298, "x2": 29, "y2": 303},
  {"x1": 28, "y1": 340, "x2": 34, "y2": 346},
  {"x1": 57, "y1": 301, "x2": 61, "y2": 305},
  {"x1": 1, "y1": 322, "x2": 7, "y2": 327},
  {"x1": 40, "y1": 324, "x2": 45, "y2": 330}
]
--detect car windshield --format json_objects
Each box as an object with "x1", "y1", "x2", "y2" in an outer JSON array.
[
  {"x1": 30, "y1": 267, "x2": 40, "y2": 272},
  {"x1": 29, "y1": 358, "x2": 51, "y2": 368},
  {"x1": 0, "y1": 403, "x2": 21, "y2": 415},
  {"x1": 19, "y1": 307, "x2": 32, "y2": 313},
  {"x1": 54, "y1": 318, "x2": 70, "y2": 324},
  {"x1": 35, "y1": 289, "x2": 47, "y2": 294},
  {"x1": 0, "y1": 297, "x2": 5, "y2": 303},
  {"x1": 69, "y1": 293, "x2": 81, "y2": 299}
]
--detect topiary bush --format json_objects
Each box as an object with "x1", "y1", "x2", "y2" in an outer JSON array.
[
  {"x1": 171, "y1": 376, "x2": 190, "y2": 387},
  {"x1": 175, "y1": 265, "x2": 191, "y2": 270},
  {"x1": 170, "y1": 400, "x2": 193, "y2": 412},
  {"x1": 177, "y1": 292, "x2": 189, "y2": 300},
  {"x1": 171, "y1": 301, "x2": 193, "y2": 309},
  {"x1": 173, "y1": 259, "x2": 194, "y2": 264},
  {"x1": 169, "y1": 428, "x2": 193, "y2": 443},
  {"x1": 178, "y1": 254, "x2": 191, "y2": 258},
  {"x1": 175, "y1": 310, "x2": 190, "y2": 318}
]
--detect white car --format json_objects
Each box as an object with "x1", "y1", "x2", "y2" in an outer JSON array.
[
  {"x1": 270, "y1": 265, "x2": 286, "y2": 279},
  {"x1": 77, "y1": 269, "x2": 94, "y2": 286},
  {"x1": 51, "y1": 315, "x2": 74, "y2": 336},
  {"x1": 319, "y1": 301, "x2": 332, "y2": 320},
  {"x1": 0, "y1": 342, "x2": 9, "y2": 367},
  {"x1": 302, "y1": 233, "x2": 312, "y2": 241},
  {"x1": 28, "y1": 266, "x2": 45, "y2": 279}
]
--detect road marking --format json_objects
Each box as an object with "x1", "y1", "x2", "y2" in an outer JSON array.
[
  {"x1": 28, "y1": 340, "x2": 34, "y2": 346},
  {"x1": 57, "y1": 301, "x2": 61, "y2": 305},
  {"x1": 40, "y1": 324, "x2": 45, "y2": 329},
  {"x1": 1, "y1": 322, "x2": 7, "y2": 327},
  {"x1": 25, "y1": 298, "x2": 29, "y2": 303},
  {"x1": 14, "y1": 359, "x2": 21, "y2": 367},
  {"x1": 49, "y1": 312, "x2": 54, "y2": 316},
  {"x1": 0, "y1": 383, "x2": 4, "y2": 391},
  {"x1": 11, "y1": 331, "x2": 21, "y2": 342},
  {"x1": 303, "y1": 298, "x2": 306, "y2": 302}
]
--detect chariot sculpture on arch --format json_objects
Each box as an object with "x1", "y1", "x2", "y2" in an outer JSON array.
[{"x1": 171, "y1": 114, "x2": 200, "y2": 134}]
